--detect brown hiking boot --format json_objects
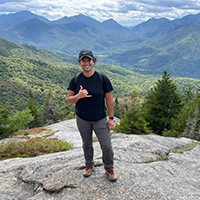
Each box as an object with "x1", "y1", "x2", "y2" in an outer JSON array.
[
  {"x1": 83, "y1": 166, "x2": 94, "y2": 177},
  {"x1": 106, "y1": 169, "x2": 117, "y2": 182}
]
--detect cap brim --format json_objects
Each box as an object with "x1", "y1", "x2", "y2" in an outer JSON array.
[{"x1": 79, "y1": 55, "x2": 93, "y2": 61}]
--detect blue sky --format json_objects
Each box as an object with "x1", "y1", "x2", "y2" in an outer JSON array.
[{"x1": 0, "y1": 0, "x2": 200, "y2": 26}]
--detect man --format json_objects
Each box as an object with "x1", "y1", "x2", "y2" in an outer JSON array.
[{"x1": 67, "y1": 50, "x2": 117, "y2": 182}]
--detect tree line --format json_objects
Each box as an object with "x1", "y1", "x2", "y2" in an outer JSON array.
[
  {"x1": 114, "y1": 71, "x2": 200, "y2": 141},
  {"x1": 0, "y1": 89, "x2": 72, "y2": 139},
  {"x1": 1, "y1": 71, "x2": 200, "y2": 141}
]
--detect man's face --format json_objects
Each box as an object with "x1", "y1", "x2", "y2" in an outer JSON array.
[{"x1": 79, "y1": 57, "x2": 94, "y2": 72}]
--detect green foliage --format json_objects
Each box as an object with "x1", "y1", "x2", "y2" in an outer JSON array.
[
  {"x1": 173, "y1": 142, "x2": 200, "y2": 153},
  {"x1": 1, "y1": 38, "x2": 199, "y2": 112},
  {"x1": 0, "y1": 107, "x2": 34, "y2": 139},
  {"x1": 58, "y1": 102, "x2": 71, "y2": 120},
  {"x1": 0, "y1": 55, "x2": 80, "y2": 111},
  {"x1": 149, "y1": 155, "x2": 168, "y2": 163},
  {"x1": 113, "y1": 97, "x2": 129, "y2": 119},
  {"x1": 0, "y1": 107, "x2": 18, "y2": 138},
  {"x1": 11, "y1": 108, "x2": 34, "y2": 132},
  {"x1": 1, "y1": 38, "x2": 200, "y2": 138},
  {"x1": 163, "y1": 92, "x2": 200, "y2": 141},
  {"x1": 106, "y1": 30, "x2": 200, "y2": 79},
  {"x1": 0, "y1": 138, "x2": 72, "y2": 159},
  {"x1": 42, "y1": 90, "x2": 69, "y2": 124},
  {"x1": 181, "y1": 95, "x2": 200, "y2": 141},
  {"x1": 114, "y1": 91, "x2": 151, "y2": 134},
  {"x1": 163, "y1": 90, "x2": 196, "y2": 138},
  {"x1": 0, "y1": 38, "x2": 77, "y2": 65},
  {"x1": 27, "y1": 89, "x2": 43, "y2": 128},
  {"x1": 144, "y1": 71, "x2": 182, "y2": 135},
  {"x1": 114, "y1": 97, "x2": 121, "y2": 118}
]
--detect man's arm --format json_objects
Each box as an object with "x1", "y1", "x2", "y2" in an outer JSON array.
[{"x1": 67, "y1": 86, "x2": 92, "y2": 104}]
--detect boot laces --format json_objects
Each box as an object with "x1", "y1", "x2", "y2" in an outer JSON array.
[
  {"x1": 85, "y1": 166, "x2": 93, "y2": 171},
  {"x1": 107, "y1": 170, "x2": 114, "y2": 175}
]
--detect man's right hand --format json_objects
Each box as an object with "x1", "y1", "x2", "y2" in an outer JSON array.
[{"x1": 78, "y1": 85, "x2": 92, "y2": 98}]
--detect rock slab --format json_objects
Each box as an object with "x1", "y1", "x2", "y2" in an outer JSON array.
[{"x1": 0, "y1": 119, "x2": 200, "y2": 200}]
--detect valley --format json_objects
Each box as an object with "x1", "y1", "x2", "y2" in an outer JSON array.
[
  {"x1": 0, "y1": 38, "x2": 200, "y2": 111},
  {"x1": 0, "y1": 11, "x2": 200, "y2": 79},
  {"x1": 0, "y1": 11, "x2": 200, "y2": 111}
]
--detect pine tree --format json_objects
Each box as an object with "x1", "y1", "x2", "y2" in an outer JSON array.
[
  {"x1": 11, "y1": 108, "x2": 34, "y2": 134},
  {"x1": 42, "y1": 91, "x2": 61, "y2": 125},
  {"x1": 114, "y1": 91, "x2": 151, "y2": 134},
  {"x1": 183, "y1": 86, "x2": 194, "y2": 105},
  {"x1": 144, "y1": 71, "x2": 182, "y2": 135},
  {"x1": 57, "y1": 99, "x2": 70, "y2": 120},
  {"x1": 181, "y1": 94, "x2": 200, "y2": 141},
  {"x1": 27, "y1": 89, "x2": 42, "y2": 128},
  {"x1": 163, "y1": 87, "x2": 196, "y2": 138},
  {"x1": 0, "y1": 107, "x2": 34, "y2": 138},
  {"x1": 0, "y1": 107, "x2": 14, "y2": 138}
]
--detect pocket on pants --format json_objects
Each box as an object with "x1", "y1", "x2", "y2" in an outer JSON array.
[{"x1": 94, "y1": 118, "x2": 108, "y2": 130}]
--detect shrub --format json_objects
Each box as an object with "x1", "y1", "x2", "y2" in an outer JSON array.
[
  {"x1": 173, "y1": 142, "x2": 200, "y2": 153},
  {"x1": 0, "y1": 138, "x2": 72, "y2": 159},
  {"x1": 163, "y1": 93, "x2": 200, "y2": 141},
  {"x1": 114, "y1": 91, "x2": 151, "y2": 134}
]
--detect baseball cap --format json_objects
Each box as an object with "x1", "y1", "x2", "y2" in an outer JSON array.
[{"x1": 78, "y1": 50, "x2": 94, "y2": 61}]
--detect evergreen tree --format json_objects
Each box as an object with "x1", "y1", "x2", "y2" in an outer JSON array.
[
  {"x1": 0, "y1": 107, "x2": 16, "y2": 138},
  {"x1": 42, "y1": 91, "x2": 62, "y2": 125},
  {"x1": 163, "y1": 87, "x2": 196, "y2": 138},
  {"x1": 114, "y1": 91, "x2": 151, "y2": 134},
  {"x1": 181, "y1": 94, "x2": 200, "y2": 141},
  {"x1": 144, "y1": 71, "x2": 182, "y2": 135},
  {"x1": 114, "y1": 97, "x2": 121, "y2": 118},
  {"x1": 11, "y1": 108, "x2": 34, "y2": 134},
  {"x1": 0, "y1": 107, "x2": 34, "y2": 138},
  {"x1": 183, "y1": 86, "x2": 194, "y2": 105},
  {"x1": 57, "y1": 99, "x2": 70, "y2": 120},
  {"x1": 27, "y1": 89, "x2": 42, "y2": 128}
]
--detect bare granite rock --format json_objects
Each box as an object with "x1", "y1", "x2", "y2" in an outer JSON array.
[{"x1": 0, "y1": 119, "x2": 200, "y2": 200}]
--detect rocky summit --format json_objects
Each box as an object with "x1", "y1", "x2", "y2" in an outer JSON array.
[{"x1": 0, "y1": 119, "x2": 200, "y2": 200}]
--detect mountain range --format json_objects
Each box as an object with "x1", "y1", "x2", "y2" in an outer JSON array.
[
  {"x1": 0, "y1": 11, "x2": 200, "y2": 79},
  {"x1": 1, "y1": 38, "x2": 200, "y2": 110}
]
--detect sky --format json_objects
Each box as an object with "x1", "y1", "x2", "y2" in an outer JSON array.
[{"x1": 0, "y1": 0, "x2": 200, "y2": 26}]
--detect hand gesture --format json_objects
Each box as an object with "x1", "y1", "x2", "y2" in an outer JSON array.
[{"x1": 78, "y1": 85, "x2": 92, "y2": 99}]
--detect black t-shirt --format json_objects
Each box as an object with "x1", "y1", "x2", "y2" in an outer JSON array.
[{"x1": 68, "y1": 71, "x2": 113, "y2": 121}]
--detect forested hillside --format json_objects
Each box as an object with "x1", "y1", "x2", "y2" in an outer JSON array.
[
  {"x1": 0, "y1": 38, "x2": 77, "y2": 65},
  {"x1": 0, "y1": 39, "x2": 155, "y2": 110},
  {"x1": 108, "y1": 21, "x2": 200, "y2": 79},
  {"x1": 0, "y1": 11, "x2": 200, "y2": 79},
  {"x1": 1, "y1": 38, "x2": 200, "y2": 111},
  {"x1": 2, "y1": 11, "x2": 198, "y2": 53}
]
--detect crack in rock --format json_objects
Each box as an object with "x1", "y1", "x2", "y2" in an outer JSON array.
[{"x1": 19, "y1": 172, "x2": 80, "y2": 192}]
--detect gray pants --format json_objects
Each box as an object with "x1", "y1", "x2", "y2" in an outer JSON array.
[{"x1": 76, "y1": 116, "x2": 114, "y2": 171}]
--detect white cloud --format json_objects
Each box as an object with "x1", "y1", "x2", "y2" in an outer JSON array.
[{"x1": 0, "y1": 0, "x2": 200, "y2": 26}]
